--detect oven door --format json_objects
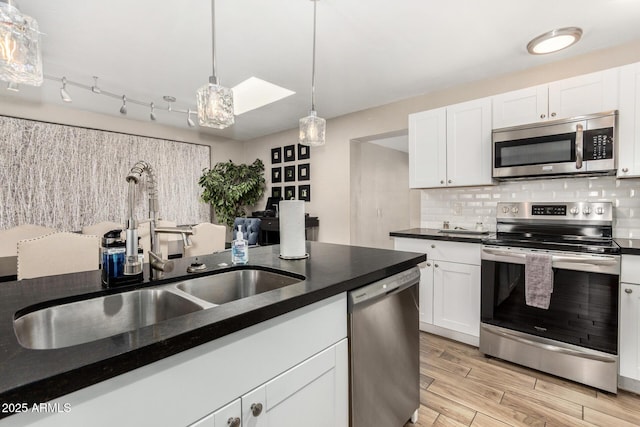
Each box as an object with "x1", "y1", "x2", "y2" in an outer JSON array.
[{"x1": 480, "y1": 245, "x2": 620, "y2": 355}]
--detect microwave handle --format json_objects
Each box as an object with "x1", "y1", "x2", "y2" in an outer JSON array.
[{"x1": 575, "y1": 124, "x2": 583, "y2": 169}]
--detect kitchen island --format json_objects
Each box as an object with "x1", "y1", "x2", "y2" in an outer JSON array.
[{"x1": 0, "y1": 241, "x2": 424, "y2": 426}]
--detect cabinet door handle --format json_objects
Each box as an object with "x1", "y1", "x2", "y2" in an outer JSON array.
[
  {"x1": 540, "y1": 113, "x2": 546, "y2": 119},
  {"x1": 434, "y1": 264, "x2": 439, "y2": 268},
  {"x1": 227, "y1": 417, "x2": 241, "y2": 427},
  {"x1": 625, "y1": 288, "x2": 633, "y2": 294},
  {"x1": 431, "y1": 244, "x2": 435, "y2": 248},
  {"x1": 551, "y1": 112, "x2": 556, "y2": 117},
  {"x1": 426, "y1": 262, "x2": 431, "y2": 267},
  {"x1": 622, "y1": 167, "x2": 629, "y2": 173},
  {"x1": 448, "y1": 179, "x2": 452, "y2": 184},
  {"x1": 440, "y1": 180, "x2": 444, "y2": 184},
  {"x1": 251, "y1": 403, "x2": 263, "y2": 417}
]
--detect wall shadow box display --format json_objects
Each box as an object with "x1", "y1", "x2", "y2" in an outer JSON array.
[
  {"x1": 284, "y1": 144, "x2": 296, "y2": 162},
  {"x1": 271, "y1": 147, "x2": 282, "y2": 164},
  {"x1": 299, "y1": 184, "x2": 311, "y2": 202},
  {"x1": 298, "y1": 144, "x2": 310, "y2": 160},
  {"x1": 285, "y1": 186, "x2": 296, "y2": 200},
  {"x1": 272, "y1": 167, "x2": 282, "y2": 183},
  {"x1": 272, "y1": 186, "x2": 282, "y2": 199},
  {"x1": 298, "y1": 163, "x2": 310, "y2": 181},
  {"x1": 284, "y1": 165, "x2": 296, "y2": 182}
]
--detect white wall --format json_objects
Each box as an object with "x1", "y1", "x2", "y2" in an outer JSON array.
[
  {"x1": 350, "y1": 141, "x2": 412, "y2": 249},
  {"x1": 245, "y1": 39, "x2": 640, "y2": 244}
]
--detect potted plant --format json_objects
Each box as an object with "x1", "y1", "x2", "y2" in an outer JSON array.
[{"x1": 198, "y1": 159, "x2": 266, "y2": 228}]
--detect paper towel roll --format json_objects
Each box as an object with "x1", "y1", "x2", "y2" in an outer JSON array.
[{"x1": 279, "y1": 200, "x2": 308, "y2": 259}]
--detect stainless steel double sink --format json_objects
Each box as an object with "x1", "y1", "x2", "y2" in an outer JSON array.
[{"x1": 14, "y1": 268, "x2": 304, "y2": 350}]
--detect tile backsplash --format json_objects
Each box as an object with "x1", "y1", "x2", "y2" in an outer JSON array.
[{"x1": 420, "y1": 176, "x2": 640, "y2": 238}]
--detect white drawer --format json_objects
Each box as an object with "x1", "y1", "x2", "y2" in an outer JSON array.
[
  {"x1": 394, "y1": 237, "x2": 480, "y2": 265},
  {"x1": 622, "y1": 255, "x2": 640, "y2": 284}
]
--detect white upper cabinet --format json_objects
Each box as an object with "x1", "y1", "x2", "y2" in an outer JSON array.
[
  {"x1": 618, "y1": 61, "x2": 640, "y2": 177},
  {"x1": 492, "y1": 69, "x2": 620, "y2": 129},
  {"x1": 409, "y1": 97, "x2": 492, "y2": 188}
]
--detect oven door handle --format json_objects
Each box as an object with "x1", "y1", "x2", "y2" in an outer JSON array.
[
  {"x1": 481, "y1": 247, "x2": 617, "y2": 266},
  {"x1": 481, "y1": 325, "x2": 617, "y2": 363}
]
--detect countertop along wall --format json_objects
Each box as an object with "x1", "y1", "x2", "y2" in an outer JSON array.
[{"x1": 244, "y1": 39, "x2": 640, "y2": 245}]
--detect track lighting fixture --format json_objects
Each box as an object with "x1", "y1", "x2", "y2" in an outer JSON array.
[
  {"x1": 60, "y1": 76, "x2": 72, "y2": 102},
  {"x1": 187, "y1": 109, "x2": 196, "y2": 127},
  {"x1": 91, "y1": 76, "x2": 101, "y2": 94},
  {"x1": 119, "y1": 95, "x2": 127, "y2": 115},
  {"x1": 149, "y1": 102, "x2": 156, "y2": 121}
]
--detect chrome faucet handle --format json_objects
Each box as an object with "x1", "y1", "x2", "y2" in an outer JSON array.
[{"x1": 149, "y1": 251, "x2": 174, "y2": 273}]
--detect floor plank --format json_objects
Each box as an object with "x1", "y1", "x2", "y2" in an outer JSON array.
[{"x1": 414, "y1": 332, "x2": 640, "y2": 427}]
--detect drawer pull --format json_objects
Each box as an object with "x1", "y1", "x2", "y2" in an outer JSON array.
[
  {"x1": 227, "y1": 417, "x2": 241, "y2": 427},
  {"x1": 625, "y1": 288, "x2": 633, "y2": 294},
  {"x1": 431, "y1": 244, "x2": 436, "y2": 248},
  {"x1": 251, "y1": 403, "x2": 263, "y2": 417}
]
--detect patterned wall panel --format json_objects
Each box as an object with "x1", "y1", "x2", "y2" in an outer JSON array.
[{"x1": 0, "y1": 116, "x2": 210, "y2": 231}]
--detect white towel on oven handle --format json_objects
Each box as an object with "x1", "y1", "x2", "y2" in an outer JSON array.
[{"x1": 525, "y1": 252, "x2": 553, "y2": 310}]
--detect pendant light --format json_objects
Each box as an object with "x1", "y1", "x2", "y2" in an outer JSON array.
[
  {"x1": 196, "y1": 0, "x2": 234, "y2": 129},
  {"x1": 0, "y1": 0, "x2": 42, "y2": 86},
  {"x1": 299, "y1": 0, "x2": 325, "y2": 147}
]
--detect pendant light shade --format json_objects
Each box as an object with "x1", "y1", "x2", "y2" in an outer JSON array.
[
  {"x1": 0, "y1": 0, "x2": 42, "y2": 86},
  {"x1": 197, "y1": 0, "x2": 234, "y2": 129},
  {"x1": 299, "y1": 0, "x2": 325, "y2": 146}
]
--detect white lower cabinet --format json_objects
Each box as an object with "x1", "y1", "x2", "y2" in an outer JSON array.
[
  {"x1": 433, "y1": 260, "x2": 480, "y2": 337},
  {"x1": 192, "y1": 340, "x2": 347, "y2": 427},
  {"x1": 619, "y1": 255, "x2": 640, "y2": 392},
  {"x1": 3, "y1": 293, "x2": 348, "y2": 427},
  {"x1": 394, "y1": 237, "x2": 480, "y2": 346}
]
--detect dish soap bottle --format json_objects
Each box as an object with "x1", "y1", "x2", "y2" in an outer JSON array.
[{"x1": 232, "y1": 225, "x2": 248, "y2": 265}]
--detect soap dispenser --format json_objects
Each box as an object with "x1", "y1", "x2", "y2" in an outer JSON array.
[{"x1": 232, "y1": 225, "x2": 248, "y2": 265}]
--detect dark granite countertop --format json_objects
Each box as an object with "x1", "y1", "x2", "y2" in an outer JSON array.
[
  {"x1": 390, "y1": 228, "x2": 492, "y2": 244},
  {"x1": 0, "y1": 241, "x2": 424, "y2": 415},
  {"x1": 615, "y1": 238, "x2": 640, "y2": 255}
]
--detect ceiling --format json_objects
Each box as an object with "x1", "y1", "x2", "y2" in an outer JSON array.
[{"x1": 5, "y1": 0, "x2": 640, "y2": 141}]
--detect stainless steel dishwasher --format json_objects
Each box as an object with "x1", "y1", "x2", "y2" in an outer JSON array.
[{"x1": 348, "y1": 266, "x2": 420, "y2": 427}]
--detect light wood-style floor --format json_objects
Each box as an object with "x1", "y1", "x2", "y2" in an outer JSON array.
[{"x1": 406, "y1": 332, "x2": 640, "y2": 427}]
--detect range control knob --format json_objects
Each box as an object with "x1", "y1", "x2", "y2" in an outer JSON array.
[
  {"x1": 583, "y1": 207, "x2": 592, "y2": 215},
  {"x1": 595, "y1": 207, "x2": 605, "y2": 215},
  {"x1": 511, "y1": 207, "x2": 519, "y2": 214},
  {"x1": 569, "y1": 207, "x2": 580, "y2": 215},
  {"x1": 502, "y1": 206, "x2": 510, "y2": 213}
]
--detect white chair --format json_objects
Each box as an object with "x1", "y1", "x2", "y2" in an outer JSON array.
[
  {"x1": 184, "y1": 222, "x2": 226, "y2": 258},
  {"x1": 81, "y1": 221, "x2": 123, "y2": 238},
  {"x1": 17, "y1": 232, "x2": 100, "y2": 280},
  {"x1": 0, "y1": 225, "x2": 57, "y2": 258}
]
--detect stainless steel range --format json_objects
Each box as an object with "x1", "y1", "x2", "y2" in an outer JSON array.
[{"x1": 480, "y1": 201, "x2": 620, "y2": 393}]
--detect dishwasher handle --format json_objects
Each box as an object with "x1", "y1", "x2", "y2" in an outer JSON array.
[{"x1": 348, "y1": 266, "x2": 420, "y2": 311}]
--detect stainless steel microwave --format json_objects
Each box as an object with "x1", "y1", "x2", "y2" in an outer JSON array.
[{"x1": 492, "y1": 111, "x2": 617, "y2": 179}]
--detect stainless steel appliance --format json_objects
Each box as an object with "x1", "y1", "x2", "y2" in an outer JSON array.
[
  {"x1": 480, "y1": 201, "x2": 620, "y2": 393},
  {"x1": 492, "y1": 111, "x2": 617, "y2": 179},
  {"x1": 348, "y1": 267, "x2": 420, "y2": 427}
]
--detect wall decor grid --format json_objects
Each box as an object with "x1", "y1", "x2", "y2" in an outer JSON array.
[
  {"x1": 270, "y1": 143, "x2": 311, "y2": 202},
  {"x1": 0, "y1": 116, "x2": 210, "y2": 231}
]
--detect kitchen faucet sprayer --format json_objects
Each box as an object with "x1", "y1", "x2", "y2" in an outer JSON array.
[{"x1": 123, "y1": 161, "x2": 195, "y2": 280}]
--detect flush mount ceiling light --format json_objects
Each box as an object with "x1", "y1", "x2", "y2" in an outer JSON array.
[
  {"x1": 299, "y1": 0, "x2": 326, "y2": 147},
  {"x1": 0, "y1": 0, "x2": 42, "y2": 85},
  {"x1": 196, "y1": 0, "x2": 234, "y2": 129},
  {"x1": 527, "y1": 27, "x2": 583, "y2": 55}
]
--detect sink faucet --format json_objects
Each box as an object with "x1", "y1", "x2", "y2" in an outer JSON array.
[{"x1": 123, "y1": 161, "x2": 194, "y2": 279}]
